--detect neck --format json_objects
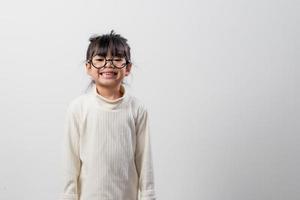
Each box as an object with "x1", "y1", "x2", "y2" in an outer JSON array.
[{"x1": 95, "y1": 84, "x2": 123, "y2": 100}]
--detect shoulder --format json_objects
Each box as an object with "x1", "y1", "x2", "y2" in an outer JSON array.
[
  {"x1": 127, "y1": 94, "x2": 149, "y2": 121},
  {"x1": 128, "y1": 94, "x2": 148, "y2": 112},
  {"x1": 66, "y1": 93, "x2": 90, "y2": 117}
]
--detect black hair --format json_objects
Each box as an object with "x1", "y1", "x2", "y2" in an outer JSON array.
[{"x1": 85, "y1": 30, "x2": 132, "y2": 91}]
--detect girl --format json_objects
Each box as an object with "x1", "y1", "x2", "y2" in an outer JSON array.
[{"x1": 61, "y1": 30, "x2": 156, "y2": 200}]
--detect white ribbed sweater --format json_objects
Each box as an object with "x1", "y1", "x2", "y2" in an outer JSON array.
[{"x1": 60, "y1": 84, "x2": 156, "y2": 200}]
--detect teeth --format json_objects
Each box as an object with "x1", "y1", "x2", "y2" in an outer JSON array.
[
  {"x1": 100, "y1": 72, "x2": 117, "y2": 76},
  {"x1": 101, "y1": 72, "x2": 116, "y2": 74}
]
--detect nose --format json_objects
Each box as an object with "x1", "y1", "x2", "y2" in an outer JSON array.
[{"x1": 104, "y1": 59, "x2": 114, "y2": 68}]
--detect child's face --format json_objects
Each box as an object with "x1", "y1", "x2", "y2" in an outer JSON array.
[{"x1": 85, "y1": 52, "x2": 131, "y2": 88}]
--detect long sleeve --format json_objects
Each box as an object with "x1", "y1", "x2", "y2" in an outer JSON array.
[
  {"x1": 135, "y1": 106, "x2": 157, "y2": 200},
  {"x1": 60, "y1": 103, "x2": 82, "y2": 200}
]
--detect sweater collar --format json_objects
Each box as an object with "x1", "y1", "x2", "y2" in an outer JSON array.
[{"x1": 90, "y1": 83, "x2": 128, "y2": 110}]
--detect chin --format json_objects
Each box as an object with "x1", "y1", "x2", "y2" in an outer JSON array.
[{"x1": 96, "y1": 80, "x2": 121, "y2": 87}]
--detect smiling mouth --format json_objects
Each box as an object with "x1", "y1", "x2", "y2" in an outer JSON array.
[
  {"x1": 99, "y1": 72, "x2": 118, "y2": 75},
  {"x1": 99, "y1": 72, "x2": 118, "y2": 79}
]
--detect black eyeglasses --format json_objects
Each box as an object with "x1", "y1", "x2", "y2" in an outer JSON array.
[{"x1": 89, "y1": 56, "x2": 128, "y2": 69}]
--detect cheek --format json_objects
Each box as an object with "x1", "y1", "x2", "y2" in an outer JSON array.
[
  {"x1": 118, "y1": 70, "x2": 127, "y2": 76},
  {"x1": 90, "y1": 69, "x2": 100, "y2": 77}
]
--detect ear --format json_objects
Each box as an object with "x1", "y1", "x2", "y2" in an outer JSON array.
[
  {"x1": 125, "y1": 63, "x2": 132, "y2": 76},
  {"x1": 85, "y1": 62, "x2": 92, "y2": 75}
]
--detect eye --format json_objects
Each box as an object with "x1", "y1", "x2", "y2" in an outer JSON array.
[
  {"x1": 95, "y1": 58, "x2": 105, "y2": 61},
  {"x1": 113, "y1": 58, "x2": 123, "y2": 62}
]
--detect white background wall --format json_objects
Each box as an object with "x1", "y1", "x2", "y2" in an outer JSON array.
[{"x1": 0, "y1": 0, "x2": 299, "y2": 199}]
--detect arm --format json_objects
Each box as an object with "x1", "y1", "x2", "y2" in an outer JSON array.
[
  {"x1": 135, "y1": 106, "x2": 157, "y2": 200},
  {"x1": 60, "y1": 103, "x2": 82, "y2": 200}
]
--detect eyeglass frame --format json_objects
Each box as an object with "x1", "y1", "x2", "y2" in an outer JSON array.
[{"x1": 87, "y1": 56, "x2": 130, "y2": 69}]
